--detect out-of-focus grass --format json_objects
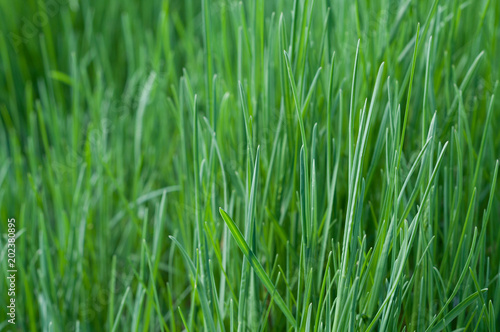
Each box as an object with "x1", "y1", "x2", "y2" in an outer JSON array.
[{"x1": 0, "y1": 0, "x2": 499, "y2": 331}]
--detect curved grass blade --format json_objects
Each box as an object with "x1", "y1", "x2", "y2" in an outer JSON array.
[{"x1": 219, "y1": 208, "x2": 297, "y2": 328}]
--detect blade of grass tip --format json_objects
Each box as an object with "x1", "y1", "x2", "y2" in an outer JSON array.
[
  {"x1": 348, "y1": 40, "x2": 360, "y2": 192},
  {"x1": 393, "y1": 0, "x2": 436, "y2": 64},
  {"x1": 178, "y1": 307, "x2": 191, "y2": 332},
  {"x1": 428, "y1": 227, "x2": 478, "y2": 330},
  {"x1": 326, "y1": 269, "x2": 331, "y2": 332},
  {"x1": 326, "y1": 51, "x2": 336, "y2": 183},
  {"x1": 219, "y1": 208, "x2": 297, "y2": 328},
  {"x1": 398, "y1": 23, "x2": 420, "y2": 169},
  {"x1": 283, "y1": 50, "x2": 308, "y2": 160},
  {"x1": 169, "y1": 236, "x2": 217, "y2": 331},
  {"x1": 111, "y1": 287, "x2": 130, "y2": 332}
]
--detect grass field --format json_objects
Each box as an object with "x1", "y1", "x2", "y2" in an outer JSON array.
[{"x1": 1, "y1": 0, "x2": 500, "y2": 331}]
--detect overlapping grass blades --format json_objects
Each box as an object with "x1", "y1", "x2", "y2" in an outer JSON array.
[{"x1": 1, "y1": 0, "x2": 499, "y2": 331}]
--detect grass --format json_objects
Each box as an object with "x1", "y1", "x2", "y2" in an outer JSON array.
[{"x1": 0, "y1": 0, "x2": 499, "y2": 331}]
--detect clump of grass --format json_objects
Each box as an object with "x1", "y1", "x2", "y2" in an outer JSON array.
[{"x1": 1, "y1": 0, "x2": 499, "y2": 331}]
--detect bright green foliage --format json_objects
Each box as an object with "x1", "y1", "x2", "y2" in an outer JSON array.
[{"x1": 1, "y1": 0, "x2": 499, "y2": 331}]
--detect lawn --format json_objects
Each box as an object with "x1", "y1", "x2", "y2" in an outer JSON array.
[{"x1": 1, "y1": 0, "x2": 499, "y2": 331}]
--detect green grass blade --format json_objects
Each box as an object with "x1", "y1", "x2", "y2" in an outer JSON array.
[{"x1": 219, "y1": 208, "x2": 297, "y2": 328}]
